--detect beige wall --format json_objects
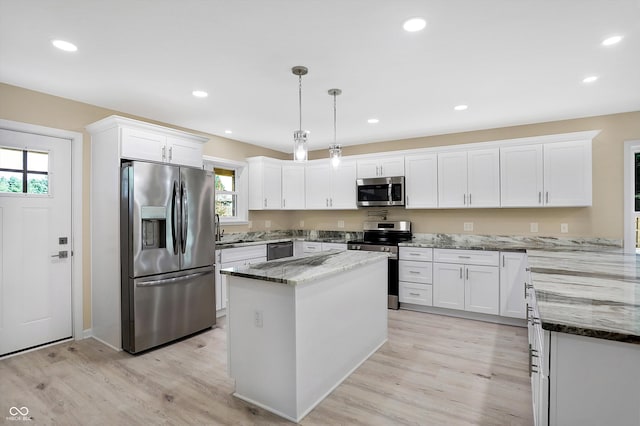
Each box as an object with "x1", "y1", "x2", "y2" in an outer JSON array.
[{"x1": 1, "y1": 82, "x2": 639, "y2": 329}]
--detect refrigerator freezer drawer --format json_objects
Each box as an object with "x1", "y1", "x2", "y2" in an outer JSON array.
[{"x1": 122, "y1": 266, "x2": 215, "y2": 353}]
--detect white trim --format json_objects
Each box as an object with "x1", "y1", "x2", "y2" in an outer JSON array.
[
  {"x1": 85, "y1": 115, "x2": 208, "y2": 143},
  {"x1": 90, "y1": 335, "x2": 123, "y2": 352},
  {"x1": 0, "y1": 119, "x2": 84, "y2": 341},
  {"x1": 623, "y1": 140, "x2": 640, "y2": 253}
]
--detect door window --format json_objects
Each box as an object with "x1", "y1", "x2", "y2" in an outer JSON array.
[{"x1": 0, "y1": 147, "x2": 49, "y2": 194}]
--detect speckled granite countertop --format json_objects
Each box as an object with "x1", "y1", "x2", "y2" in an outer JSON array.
[{"x1": 220, "y1": 250, "x2": 387, "y2": 285}]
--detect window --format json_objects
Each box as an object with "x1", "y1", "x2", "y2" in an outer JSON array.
[
  {"x1": 204, "y1": 156, "x2": 248, "y2": 224},
  {"x1": 0, "y1": 147, "x2": 49, "y2": 194},
  {"x1": 215, "y1": 167, "x2": 237, "y2": 217}
]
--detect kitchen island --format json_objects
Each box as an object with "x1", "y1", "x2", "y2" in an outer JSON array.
[{"x1": 220, "y1": 250, "x2": 388, "y2": 422}]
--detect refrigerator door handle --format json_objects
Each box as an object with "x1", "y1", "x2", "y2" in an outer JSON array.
[
  {"x1": 171, "y1": 180, "x2": 179, "y2": 255},
  {"x1": 180, "y1": 181, "x2": 188, "y2": 254},
  {"x1": 136, "y1": 270, "x2": 212, "y2": 287}
]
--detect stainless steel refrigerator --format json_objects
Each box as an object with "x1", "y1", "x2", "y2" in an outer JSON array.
[{"x1": 120, "y1": 161, "x2": 215, "y2": 354}]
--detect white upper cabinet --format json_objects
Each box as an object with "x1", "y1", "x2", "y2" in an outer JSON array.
[
  {"x1": 247, "y1": 157, "x2": 282, "y2": 210},
  {"x1": 438, "y1": 149, "x2": 500, "y2": 208},
  {"x1": 437, "y1": 151, "x2": 468, "y2": 208},
  {"x1": 467, "y1": 148, "x2": 500, "y2": 207},
  {"x1": 305, "y1": 159, "x2": 357, "y2": 209},
  {"x1": 119, "y1": 124, "x2": 205, "y2": 168},
  {"x1": 404, "y1": 153, "x2": 438, "y2": 208},
  {"x1": 500, "y1": 144, "x2": 544, "y2": 207},
  {"x1": 281, "y1": 163, "x2": 305, "y2": 210},
  {"x1": 356, "y1": 155, "x2": 405, "y2": 178},
  {"x1": 543, "y1": 140, "x2": 592, "y2": 206},
  {"x1": 500, "y1": 139, "x2": 592, "y2": 207}
]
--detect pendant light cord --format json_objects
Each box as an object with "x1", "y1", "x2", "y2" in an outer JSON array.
[
  {"x1": 298, "y1": 75, "x2": 303, "y2": 131},
  {"x1": 333, "y1": 93, "x2": 337, "y2": 144}
]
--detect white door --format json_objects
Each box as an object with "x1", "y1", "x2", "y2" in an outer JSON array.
[
  {"x1": 282, "y1": 164, "x2": 305, "y2": 209},
  {"x1": 305, "y1": 162, "x2": 331, "y2": 209},
  {"x1": 405, "y1": 153, "x2": 438, "y2": 208},
  {"x1": 330, "y1": 160, "x2": 357, "y2": 209},
  {"x1": 356, "y1": 159, "x2": 381, "y2": 178},
  {"x1": 464, "y1": 265, "x2": 500, "y2": 315},
  {"x1": 500, "y1": 144, "x2": 544, "y2": 207},
  {"x1": 0, "y1": 129, "x2": 72, "y2": 356},
  {"x1": 543, "y1": 140, "x2": 592, "y2": 206},
  {"x1": 433, "y1": 262, "x2": 465, "y2": 310},
  {"x1": 467, "y1": 148, "x2": 500, "y2": 207},
  {"x1": 379, "y1": 156, "x2": 405, "y2": 177},
  {"x1": 262, "y1": 161, "x2": 282, "y2": 209}
]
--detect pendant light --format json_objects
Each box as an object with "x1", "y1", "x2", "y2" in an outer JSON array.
[
  {"x1": 328, "y1": 88, "x2": 342, "y2": 167},
  {"x1": 292, "y1": 66, "x2": 309, "y2": 162}
]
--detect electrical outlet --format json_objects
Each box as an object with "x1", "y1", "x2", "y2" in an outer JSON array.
[
  {"x1": 300, "y1": 220, "x2": 304, "y2": 228},
  {"x1": 265, "y1": 220, "x2": 271, "y2": 228},
  {"x1": 254, "y1": 310, "x2": 263, "y2": 328},
  {"x1": 463, "y1": 222, "x2": 473, "y2": 231},
  {"x1": 338, "y1": 220, "x2": 345, "y2": 228},
  {"x1": 561, "y1": 223, "x2": 569, "y2": 233},
  {"x1": 530, "y1": 222, "x2": 539, "y2": 233}
]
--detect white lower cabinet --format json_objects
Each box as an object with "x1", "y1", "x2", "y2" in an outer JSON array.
[
  {"x1": 433, "y1": 249, "x2": 499, "y2": 313},
  {"x1": 399, "y1": 247, "x2": 433, "y2": 306},
  {"x1": 500, "y1": 252, "x2": 528, "y2": 318},
  {"x1": 216, "y1": 245, "x2": 267, "y2": 313}
]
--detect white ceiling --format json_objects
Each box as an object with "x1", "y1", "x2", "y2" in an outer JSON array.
[{"x1": 1, "y1": 1, "x2": 639, "y2": 154}]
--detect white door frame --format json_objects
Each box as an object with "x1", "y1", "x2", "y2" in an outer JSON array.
[
  {"x1": 623, "y1": 140, "x2": 640, "y2": 254},
  {"x1": 0, "y1": 119, "x2": 83, "y2": 340}
]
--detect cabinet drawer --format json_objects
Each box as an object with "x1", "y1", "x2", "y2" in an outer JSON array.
[
  {"x1": 220, "y1": 245, "x2": 267, "y2": 263},
  {"x1": 399, "y1": 282, "x2": 433, "y2": 306},
  {"x1": 399, "y1": 247, "x2": 433, "y2": 261},
  {"x1": 303, "y1": 242, "x2": 323, "y2": 253},
  {"x1": 399, "y1": 260, "x2": 433, "y2": 284},
  {"x1": 433, "y1": 249, "x2": 499, "y2": 266},
  {"x1": 321, "y1": 242, "x2": 347, "y2": 251}
]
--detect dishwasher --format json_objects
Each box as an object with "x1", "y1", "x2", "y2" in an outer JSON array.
[{"x1": 267, "y1": 241, "x2": 294, "y2": 260}]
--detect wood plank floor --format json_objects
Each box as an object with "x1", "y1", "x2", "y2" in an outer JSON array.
[{"x1": 1, "y1": 310, "x2": 533, "y2": 425}]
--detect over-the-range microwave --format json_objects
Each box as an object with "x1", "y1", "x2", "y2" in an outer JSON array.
[{"x1": 356, "y1": 176, "x2": 405, "y2": 207}]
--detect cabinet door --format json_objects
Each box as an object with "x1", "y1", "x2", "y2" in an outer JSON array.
[
  {"x1": 379, "y1": 156, "x2": 405, "y2": 177},
  {"x1": 433, "y1": 262, "x2": 465, "y2": 310},
  {"x1": 405, "y1": 154, "x2": 438, "y2": 208},
  {"x1": 544, "y1": 140, "x2": 592, "y2": 206},
  {"x1": 330, "y1": 160, "x2": 357, "y2": 209},
  {"x1": 499, "y1": 252, "x2": 527, "y2": 318},
  {"x1": 437, "y1": 151, "x2": 468, "y2": 208},
  {"x1": 464, "y1": 265, "x2": 499, "y2": 315},
  {"x1": 166, "y1": 136, "x2": 203, "y2": 168},
  {"x1": 215, "y1": 254, "x2": 222, "y2": 311},
  {"x1": 500, "y1": 144, "x2": 544, "y2": 207},
  {"x1": 263, "y1": 161, "x2": 282, "y2": 209},
  {"x1": 467, "y1": 148, "x2": 500, "y2": 207},
  {"x1": 282, "y1": 164, "x2": 305, "y2": 209},
  {"x1": 120, "y1": 127, "x2": 165, "y2": 162},
  {"x1": 356, "y1": 159, "x2": 382, "y2": 178},
  {"x1": 305, "y1": 162, "x2": 331, "y2": 209}
]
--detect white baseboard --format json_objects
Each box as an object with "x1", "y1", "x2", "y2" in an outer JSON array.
[
  {"x1": 90, "y1": 335, "x2": 123, "y2": 352},
  {"x1": 81, "y1": 328, "x2": 93, "y2": 339}
]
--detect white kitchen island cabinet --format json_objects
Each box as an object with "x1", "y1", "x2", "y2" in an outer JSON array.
[{"x1": 221, "y1": 250, "x2": 388, "y2": 422}]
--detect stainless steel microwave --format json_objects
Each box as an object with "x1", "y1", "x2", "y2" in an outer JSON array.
[{"x1": 356, "y1": 176, "x2": 405, "y2": 207}]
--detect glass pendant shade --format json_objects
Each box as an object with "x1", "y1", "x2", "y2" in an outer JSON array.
[
  {"x1": 329, "y1": 144, "x2": 342, "y2": 167},
  {"x1": 294, "y1": 130, "x2": 308, "y2": 162}
]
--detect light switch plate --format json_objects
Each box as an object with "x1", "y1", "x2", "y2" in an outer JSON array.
[
  {"x1": 561, "y1": 223, "x2": 569, "y2": 233},
  {"x1": 265, "y1": 220, "x2": 271, "y2": 228},
  {"x1": 530, "y1": 223, "x2": 539, "y2": 233},
  {"x1": 463, "y1": 222, "x2": 473, "y2": 231},
  {"x1": 338, "y1": 220, "x2": 345, "y2": 228}
]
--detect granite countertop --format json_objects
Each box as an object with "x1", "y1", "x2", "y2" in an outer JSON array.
[
  {"x1": 215, "y1": 237, "x2": 350, "y2": 250},
  {"x1": 219, "y1": 250, "x2": 387, "y2": 285},
  {"x1": 526, "y1": 249, "x2": 640, "y2": 344}
]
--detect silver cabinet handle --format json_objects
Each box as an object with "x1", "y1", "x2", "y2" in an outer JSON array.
[
  {"x1": 463, "y1": 193, "x2": 466, "y2": 205},
  {"x1": 546, "y1": 192, "x2": 549, "y2": 204},
  {"x1": 162, "y1": 146, "x2": 166, "y2": 161},
  {"x1": 524, "y1": 282, "x2": 528, "y2": 299},
  {"x1": 406, "y1": 196, "x2": 409, "y2": 206},
  {"x1": 380, "y1": 165, "x2": 384, "y2": 176},
  {"x1": 458, "y1": 255, "x2": 471, "y2": 259},
  {"x1": 538, "y1": 191, "x2": 542, "y2": 204},
  {"x1": 469, "y1": 193, "x2": 472, "y2": 205},
  {"x1": 326, "y1": 198, "x2": 329, "y2": 207},
  {"x1": 264, "y1": 198, "x2": 267, "y2": 208},
  {"x1": 409, "y1": 292, "x2": 420, "y2": 297},
  {"x1": 409, "y1": 253, "x2": 421, "y2": 256},
  {"x1": 283, "y1": 199, "x2": 286, "y2": 208},
  {"x1": 168, "y1": 146, "x2": 173, "y2": 161},
  {"x1": 466, "y1": 267, "x2": 469, "y2": 280},
  {"x1": 330, "y1": 198, "x2": 333, "y2": 207},
  {"x1": 502, "y1": 255, "x2": 505, "y2": 267},
  {"x1": 459, "y1": 267, "x2": 463, "y2": 279},
  {"x1": 409, "y1": 270, "x2": 420, "y2": 274}
]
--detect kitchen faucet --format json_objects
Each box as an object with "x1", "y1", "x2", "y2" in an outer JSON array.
[{"x1": 215, "y1": 214, "x2": 224, "y2": 241}]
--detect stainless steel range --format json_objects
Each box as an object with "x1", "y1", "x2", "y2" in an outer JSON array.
[{"x1": 348, "y1": 221, "x2": 412, "y2": 309}]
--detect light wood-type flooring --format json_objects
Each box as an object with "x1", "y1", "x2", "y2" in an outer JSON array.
[{"x1": 1, "y1": 310, "x2": 533, "y2": 425}]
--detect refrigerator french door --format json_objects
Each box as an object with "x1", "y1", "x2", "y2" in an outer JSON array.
[{"x1": 121, "y1": 161, "x2": 215, "y2": 353}]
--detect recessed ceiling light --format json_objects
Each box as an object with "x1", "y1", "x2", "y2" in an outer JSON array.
[
  {"x1": 454, "y1": 104, "x2": 468, "y2": 111},
  {"x1": 403, "y1": 17, "x2": 426, "y2": 32},
  {"x1": 224, "y1": 130, "x2": 232, "y2": 134},
  {"x1": 367, "y1": 118, "x2": 379, "y2": 124},
  {"x1": 192, "y1": 90, "x2": 208, "y2": 98},
  {"x1": 582, "y1": 76, "x2": 598, "y2": 83},
  {"x1": 51, "y1": 39, "x2": 77, "y2": 52},
  {"x1": 601, "y1": 35, "x2": 623, "y2": 46}
]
